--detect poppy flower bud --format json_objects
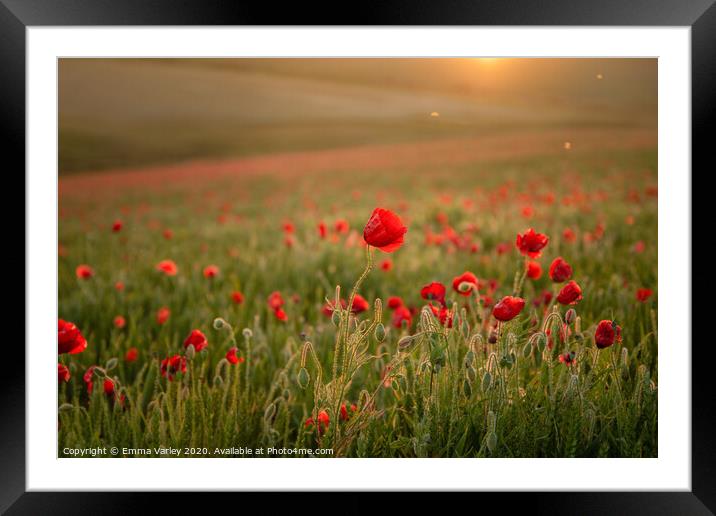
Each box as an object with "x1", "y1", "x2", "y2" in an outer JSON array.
[
  {"x1": 297, "y1": 367, "x2": 310, "y2": 389},
  {"x1": 185, "y1": 344, "x2": 196, "y2": 360},
  {"x1": 263, "y1": 403, "x2": 277, "y2": 424},
  {"x1": 331, "y1": 310, "x2": 341, "y2": 327},
  {"x1": 565, "y1": 309, "x2": 576, "y2": 325},
  {"x1": 466, "y1": 364, "x2": 476, "y2": 383},
  {"x1": 575, "y1": 316, "x2": 582, "y2": 333},
  {"x1": 398, "y1": 334, "x2": 418, "y2": 351},
  {"x1": 463, "y1": 379, "x2": 472, "y2": 397},
  {"x1": 536, "y1": 332, "x2": 547, "y2": 353},
  {"x1": 481, "y1": 371, "x2": 492, "y2": 392},
  {"x1": 464, "y1": 350, "x2": 475, "y2": 366},
  {"x1": 486, "y1": 432, "x2": 498, "y2": 454},
  {"x1": 213, "y1": 317, "x2": 228, "y2": 330},
  {"x1": 522, "y1": 341, "x2": 532, "y2": 358},
  {"x1": 105, "y1": 358, "x2": 118, "y2": 371},
  {"x1": 374, "y1": 323, "x2": 386, "y2": 342}
]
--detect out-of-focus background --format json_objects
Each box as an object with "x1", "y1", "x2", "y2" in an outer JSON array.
[{"x1": 59, "y1": 58, "x2": 656, "y2": 175}]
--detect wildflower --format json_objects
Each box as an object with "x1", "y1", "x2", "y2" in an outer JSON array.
[
  {"x1": 595, "y1": 320, "x2": 622, "y2": 349},
  {"x1": 83, "y1": 366, "x2": 96, "y2": 394},
  {"x1": 156, "y1": 306, "x2": 170, "y2": 325},
  {"x1": 515, "y1": 228, "x2": 549, "y2": 258},
  {"x1": 636, "y1": 288, "x2": 653, "y2": 302},
  {"x1": 429, "y1": 303, "x2": 453, "y2": 328},
  {"x1": 231, "y1": 291, "x2": 245, "y2": 304},
  {"x1": 163, "y1": 229, "x2": 173, "y2": 240},
  {"x1": 563, "y1": 228, "x2": 576, "y2": 243},
  {"x1": 387, "y1": 296, "x2": 404, "y2": 309},
  {"x1": 156, "y1": 259, "x2": 178, "y2": 276},
  {"x1": 203, "y1": 265, "x2": 219, "y2": 279},
  {"x1": 558, "y1": 351, "x2": 577, "y2": 366},
  {"x1": 58, "y1": 319, "x2": 87, "y2": 355},
  {"x1": 183, "y1": 329, "x2": 208, "y2": 352},
  {"x1": 633, "y1": 241, "x2": 645, "y2": 253},
  {"x1": 549, "y1": 257, "x2": 573, "y2": 283},
  {"x1": 268, "y1": 291, "x2": 285, "y2": 310},
  {"x1": 274, "y1": 308, "x2": 288, "y2": 322},
  {"x1": 363, "y1": 207, "x2": 407, "y2": 252},
  {"x1": 58, "y1": 363, "x2": 71, "y2": 383},
  {"x1": 75, "y1": 264, "x2": 94, "y2": 279},
  {"x1": 160, "y1": 354, "x2": 187, "y2": 381},
  {"x1": 318, "y1": 222, "x2": 327, "y2": 239},
  {"x1": 452, "y1": 271, "x2": 478, "y2": 296},
  {"x1": 557, "y1": 281, "x2": 583, "y2": 305},
  {"x1": 305, "y1": 409, "x2": 330, "y2": 435},
  {"x1": 340, "y1": 403, "x2": 358, "y2": 421},
  {"x1": 392, "y1": 305, "x2": 412, "y2": 328},
  {"x1": 334, "y1": 219, "x2": 350, "y2": 234},
  {"x1": 380, "y1": 259, "x2": 393, "y2": 271},
  {"x1": 351, "y1": 294, "x2": 370, "y2": 314},
  {"x1": 113, "y1": 315, "x2": 126, "y2": 329},
  {"x1": 112, "y1": 220, "x2": 122, "y2": 232},
  {"x1": 114, "y1": 281, "x2": 125, "y2": 292},
  {"x1": 526, "y1": 261, "x2": 542, "y2": 280},
  {"x1": 492, "y1": 296, "x2": 526, "y2": 322},
  {"x1": 421, "y1": 282, "x2": 447, "y2": 305},
  {"x1": 125, "y1": 347, "x2": 138, "y2": 362},
  {"x1": 226, "y1": 347, "x2": 245, "y2": 365}
]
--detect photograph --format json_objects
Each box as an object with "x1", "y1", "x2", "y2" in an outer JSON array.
[{"x1": 56, "y1": 57, "x2": 658, "y2": 459}]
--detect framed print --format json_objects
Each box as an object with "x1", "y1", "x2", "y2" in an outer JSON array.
[{"x1": 3, "y1": 0, "x2": 712, "y2": 512}]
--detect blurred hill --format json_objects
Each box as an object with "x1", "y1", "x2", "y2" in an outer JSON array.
[{"x1": 59, "y1": 58, "x2": 657, "y2": 174}]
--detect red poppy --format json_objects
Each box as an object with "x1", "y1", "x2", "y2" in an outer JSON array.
[
  {"x1": 58, "y1": 319, "x2": 88, "y2": 355},
  {"x1": 156, "y1": 306, "x2": 170, "y2": 325},
  {"x1": 163, "y1": 229, "x2": 173, "y2": 240},
  {"x1": 318, "y1": 222, "x2": 327, "y2": 239},
  {"x1": 351, "y1": 294, "x2": 370, "y2": 314},
  {"x1": 495, "y1": 242, "x2": 510, "y2": 255},
  {"x1": 363, "y1": 208, "x2": 407, "y2": 253},
  {"x1": 112, "y1": 220, "x2": 123, "y2": 232},
  {"x1": 183, "y1": 329, "x2": 208, "y2": 352},
  {"x1": 114, "y1": 281, "x2": 125, "y2": 292},
  {"x1": 595, "y1": 320, "x2": 622, "y2": 349},
  {"x1": 268, "y1": 291, "x2": 285, "y2": 310},
  {"x1": 226, "y1": 347, "x2": 245, "y2": 365},
  {"x1": 125, "y1": 347, "x2": 138, "y2": 362},
  {"x1": 380, "y1": 259, "x2": 393, "y2": 271},
  {"x1": 340, "y1": 403, "x2": 358, "y2": 421},
  {"x1": 103, "y1": 378, "x2": 116, "y2": 396},
  {"x1": 549, "y1": 257, "x2": 573, "y2": 283},
  {"x1": 429, "y1": 303, "x2": 454, "y2": 328},
  {"x1": 231, "y1": 291, "x2": 245, "y2": 304},
  {"x1": 58, "y1": 363, "x2": 71, "y2": 383},
  {"x1": 156, "y1": 259, "x2": 178, "y2": 276},
  {"x1": 305, "y1": 409, "x2": 330, "y2": 435},
  {"x1": 274, "y1": 308, "x2": 288, "y2": 322},
  {"x1": 334, "y1": 219, "x2": 350, "y2": 234},
  {"x1": 387, "y1": 296, "x2": 404, "y2": 310},
  {"x1": 526, "y1": 261, "x2": 542, "y2": 280},
  {"x1": 161, "y1": 354, "x2": 187, "y2": 381},
  {"x1": 515, "y1": 228, "x2": 549, "y2": 258},
  {"x1": 75, "y1": 264, "x2": 94, "y2": 279},
  {"x1": 421, "y1": 282, "x2": 447, "y2": 305},
  {"x1": 113, "y1": 315, "x2": 126, "y2": 329},
  {"x1": 557, "y1": 281, "x2": 583, "y2": 305},
  {"x1": 563, "y1": 228, "x2": 577, "y2": 243},
  {"x1": 83, "y1": 366, "x2": 96, "y2": 394},
  {"x1": 203, "y1": 265, "x2": 219, "y2": 279},
  {"x1": 633, "y1": 241, "x2": 645, "y2": 253},
  {"x1": 452, "y1": 271, "x2": 478, "y2": 296},
  {"x1": 392, "y1": 305, "x2": 412, "y2": 329},
  {"x1": 492, "y1": 296, "x2": 526, "y2": 322},
  {"x1": 636, "y1": 288, "x2": 653, "y2": 302},
  {"x1": 558, "y1": 351, "x2": 577, "y2": 366},
  {"x1": 282, "y1": 221, "x2": 295, "y2": 234}
]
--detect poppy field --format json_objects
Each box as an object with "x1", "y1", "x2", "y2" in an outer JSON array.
[{"x1": 57, "y1": 136, "x2": 658, "y2": 458}]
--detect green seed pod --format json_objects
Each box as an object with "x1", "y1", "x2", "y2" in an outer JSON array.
[
  {"x1": 105, "y1": 358, "x2": 118, "y2": 371},
  {"x1": 481, "y1": 371, "x2": 492, "y2": 392},
  {"x1": 621, "y1": 347, "x2": 629, "y2": 368},
  {"x1": 461, "y1": 319, "x2": 470, "y2": 339},
  {"x1": 464, "y1": 350, "x2": 475, "y2": 366},
  {"x1": 213, "y1": 317, "x2": 227, "y2": 330},
  {"x1": 374, "y1": 323, "x2": 386, "y2": 343},
  {"x1": 331, "y1": 310, "x2": 341, "y2": 327},
  {"x1": 185, "y1": 344, "x2": 196, "y2": 360},
  {"x1": 297, "y1": 367, "x2": 310, "y2": 389},
  {"x1": 487, "y1": 410, "x2": 497, "y2": 432},
  {"x1": 463, "y1": 379, "x2": 472, "y2": 397}
]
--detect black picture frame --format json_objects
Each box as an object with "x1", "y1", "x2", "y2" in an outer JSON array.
[{"x1": 3, "y1": 0, "x2": 711, "y2": 513}]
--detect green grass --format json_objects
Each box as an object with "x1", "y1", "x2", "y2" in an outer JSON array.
[{"x1": 57, "y1": 148, "x2": 657, "y2": 457}]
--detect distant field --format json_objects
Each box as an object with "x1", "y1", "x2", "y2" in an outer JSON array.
[{"x1": 59, "y1": 59, "x2": 656, "y2": 174}]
